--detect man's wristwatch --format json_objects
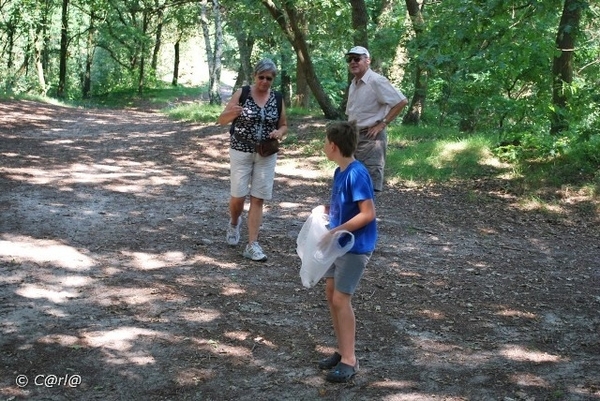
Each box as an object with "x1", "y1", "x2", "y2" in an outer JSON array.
[{"x1": 380, "y1": 118, "x2": 388, "y2": 126}]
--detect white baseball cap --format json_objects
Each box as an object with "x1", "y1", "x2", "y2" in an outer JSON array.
[{"x1": 345, "y1": 46, "x2": 370, "y2": 58}]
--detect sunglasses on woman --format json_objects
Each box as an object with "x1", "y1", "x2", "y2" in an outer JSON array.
[{"x1": 257, "y1": 75, "x2": 273, "y2": 81}]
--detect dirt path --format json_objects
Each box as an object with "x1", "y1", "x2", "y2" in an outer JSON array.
[{"x1": 1, "y1": 99, "x2": 599, "y2": 401}]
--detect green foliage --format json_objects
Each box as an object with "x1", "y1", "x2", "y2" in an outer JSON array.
[
  {"x1": 223, "y1": 0, "x2": 355, "y2": 109},
  {"x1": 1, "y1": 0, "x2": 599, "y2": 184},
  {"x1": 419, "y1": 0, "x2": 561, "y2": 131},
  {"x1": 89, "y1": 49, "x2": 136, "y2": 96}
]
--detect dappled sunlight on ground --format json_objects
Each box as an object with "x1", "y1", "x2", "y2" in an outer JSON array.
[
  {"x1": 500, "y1": 345, "x2": 563, "y2": 363},
  {"x1": 0, "y1": 235, "x2": 94, "y2": 270},
  {"x1": 1, "y1": 99, "x2": 598, "y2": 400}
]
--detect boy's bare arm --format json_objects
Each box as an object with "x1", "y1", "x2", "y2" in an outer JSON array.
[{"x1": 331, "y1": 199, "x2": 375, "y2": 234}]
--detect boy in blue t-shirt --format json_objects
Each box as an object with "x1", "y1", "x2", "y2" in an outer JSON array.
[{"x1": 314, "y1": 120, "x2": 377, "y2": 383}]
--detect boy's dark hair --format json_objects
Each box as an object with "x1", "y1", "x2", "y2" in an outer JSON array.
[{"x1": 326, "y1": 120, "x2": 358, "y2": 157}]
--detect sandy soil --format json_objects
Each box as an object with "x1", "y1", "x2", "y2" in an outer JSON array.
[{"x1": 1, "y1": 98, "x2": 599, "y2": 401}]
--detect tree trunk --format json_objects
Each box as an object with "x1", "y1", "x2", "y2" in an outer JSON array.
[
  {"x1": 286, "y1": 9, "x2": 309, "y2": 108},
  {"x1": 200, "y1": 0, "x2": 223, "y2": 105},
  {"x1": 231, "y1": 31, "x2": 254, "y2": 91},
  {"x1": 33, "y1": 27, "x2": 47, "y2": 95},
  {"x1": 261, "y1": 0, "x2": 341, "y2": 119},
  {"x1": 295, "y1": 61, "x2": 309, "y2": 108},
  {"x1": 280, "y1": 52, "x2": 291, "y2": 106},
  {"x1": 32, "y1": 4, "x2": 51, "y2": 96},
  {"x1": 402, "y1": 0, "x2": 427, "y2": 126},
  {"x1": 151, "y1": 4, "x2": 164, "y2": 75},
  {"x1": 41, "y1": 7, "x2": 50, "y2": 76},
  {"x1": 172, "y1": 39, "x2": 180, "y2": 86},
  {"x1": 349, "y1": 0, "x2": 368, "y2": 49},
  {"x1": 200, "y1": 1, "x2": 212, "y2": 87},
  {"x1": 550, "y1": 0, "x2": 585, "y2": 134},
  {"x1": 210, "y1": 0, "x2": 223, "y2": 105},
  {"x1": 5, "y1": 17, "x2": 16, "y2": 93},
  {"x1": 82, "y1": 9, "x2": 95, "y2": 98},
  {"x1": 403, "y1": 67, "x2": 427, "y2": 125},
  {"x1": 57, "y1": 0, "x2": 68, "y2": 98},
  {"x1": 138, "y1": 9, "x2": 148, "y2": 95},
  {"x1": 343, "y1": 0, "x2": 369, "y2": 111}
]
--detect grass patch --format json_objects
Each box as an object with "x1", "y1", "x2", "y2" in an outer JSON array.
[
  {"x1": 164, "y1": 94, "x2": 318, "y2": 124},
  {"x1": 386, "y1": 125, "x2": 510, "y2": 184},
  {"x1": 164, "y1": 102, "x2": 223, "y2": 123},
  {"x1": 0, "y1": 93, "x2": 74, "y2": 107},
  {"x1": 76, "y1": 85, "x2": 206, "y2": 109}
]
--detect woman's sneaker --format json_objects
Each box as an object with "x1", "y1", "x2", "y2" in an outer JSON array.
[
  {"x1": 226, "y1": 217, "x2": 242, "y2": 246},
  {"x1": 243, "y1": 241, "x2": 267, "y2": 261}
]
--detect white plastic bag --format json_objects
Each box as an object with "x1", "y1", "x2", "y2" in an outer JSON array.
[{"x1": 296, "y1": 211, "x2": 355, "y2": 288}]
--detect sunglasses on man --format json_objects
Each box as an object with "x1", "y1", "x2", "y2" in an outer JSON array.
[{"x1": 345, "y1": 56, "x2": 363, "y2": 63}]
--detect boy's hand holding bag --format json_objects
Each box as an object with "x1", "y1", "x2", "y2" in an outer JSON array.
[{"x1": 296, "y1": 209, "x2": 355, "y2": 288}]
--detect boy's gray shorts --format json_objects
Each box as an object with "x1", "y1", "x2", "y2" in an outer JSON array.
[{"x1": 323, "y1": 252, "x2": 372, "y2": 295}]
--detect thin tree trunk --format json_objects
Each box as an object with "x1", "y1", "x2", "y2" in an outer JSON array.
[
  {"x1": 233, "y1": 32, "x2": 254, "y2": 90},
  {"x1": 210, "y1": 0, "x2": 223, "y2": 105},
  {"x1": 5, "y1": 17, "x2": 16, "y2": 92},
  {"x1": 344, "y1": 0, "x2": 369, "y2": 110},
  {"x1": 550, "y1": 0, "x2": 585, "y2": 134},
  {"x1": 57, "y1": 0, "x2": 69, "y2": 98},
  {"x1": 172, "y1": 39, "x2": 180, "y2": 86},
  {"x1": 349, "y1": 0, "x2": 368, "y2": 49},
  {"x1": 138, "y1": 10, "x2": 149, "y2": 96},
  {"x1": 33, "y1": 28, "x2": 47, "y2": 95},
  {"x1": 151, "y1": 1, "x2": 164, "y2": 74},
  {"x1": 200, "y1": 1, "x2": 212, "y2": 84},
  {"x1": 200, "y1": 0, "x2": 224, "y2": 105},
  {"x1": 403, "y1": 0, "x2": 427, "y2": 125},
  {"x1": 280, "y1": 52, "x2": 290, "y2": 106},
  {"x1": 403, "y1": 67, "x2": 427, "y2": 125},
  {"x1": 32, "y1": 3, "x2": 51, "y2": 96},
  {"x1": 82, "y1": 9, "x2": 95, "y2": 98},
  {"x1": 41, "y1": 3, "x2": 50, "y2": 76},
  {"x1": 295, "y1": 61, "x2": 309, "y2": 108},
  {"x1": 289, "y1": 9, "x2": 309, "y2": 109}
]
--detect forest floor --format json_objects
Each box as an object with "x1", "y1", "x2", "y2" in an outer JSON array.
[{"x1": 0, "y1": 97, "x2": 599, "y2": 401}]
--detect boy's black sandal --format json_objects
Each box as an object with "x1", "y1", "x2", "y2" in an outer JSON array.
[
  {"x1": 325, "y1": 361, "x2": 359, "y2": 383},
  {"x1": 318, "y1": 352, "x2": 342, "y2": 370}
]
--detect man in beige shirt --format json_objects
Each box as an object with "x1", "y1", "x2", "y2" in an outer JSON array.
[{"x1": 345, "y1": 46, "x2": 408, "y2": 192}]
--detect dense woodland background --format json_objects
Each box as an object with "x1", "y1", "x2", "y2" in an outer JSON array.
[{"x1": 1, "y1": 0, "x2": 599, "y2": 183}]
